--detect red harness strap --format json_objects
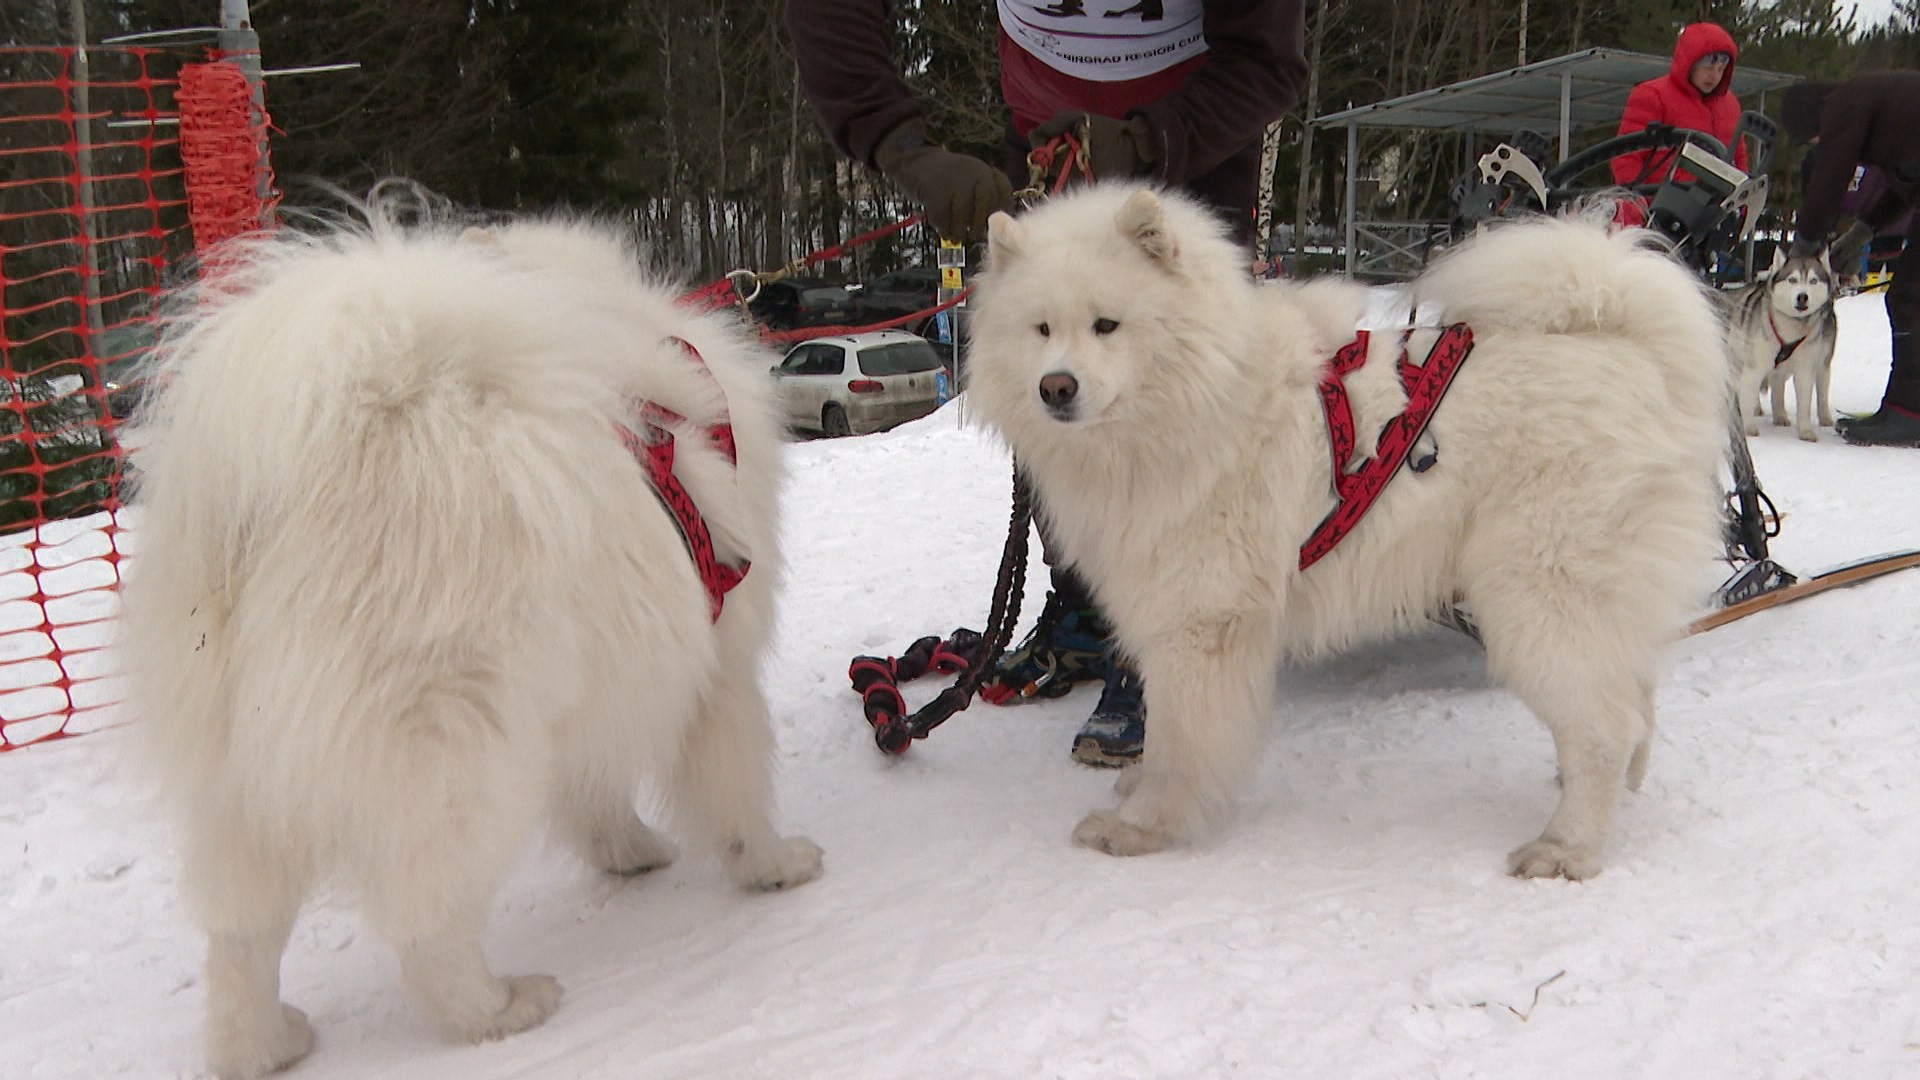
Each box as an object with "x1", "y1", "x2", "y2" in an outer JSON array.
[
  {"x1": 617, "y1": 338, "x2": 749, "y2": 622},
  {"x1": 1766, "y1": 307, "x2": 1810, "y2": 369},
  {"x1": 1298, "y1": 323, "x2": 1475, "y2": 571}
]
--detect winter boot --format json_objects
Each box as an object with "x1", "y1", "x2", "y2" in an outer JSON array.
[
  {"x1": 1840, "y1": 403, "x2": 1920, "y2": 447},
  {"x1": 1834, "y1": 411, "x2": 1883, "y2": 436},
  {"x1": 1070, "y1": 660, "x2": 1145, "y2": 767},
  {"x1": 980, "y1": 589, "x2": 1113, "y2": 704}
]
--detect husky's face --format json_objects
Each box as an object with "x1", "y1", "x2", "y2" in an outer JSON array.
[
  {"x1": 1766, "y1": 248, "x2": 1833, "y2": 318},
  {"x1": 969, "y1": 187, "x2": 1243, "y2": 438}
]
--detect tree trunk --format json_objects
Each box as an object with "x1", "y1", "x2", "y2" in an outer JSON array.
[{"x1": 1292, "y1": 0, "x2": 1334, "y2": 270}]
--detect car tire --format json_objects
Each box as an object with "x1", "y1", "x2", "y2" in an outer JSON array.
[{"x1": 822, "y1": 403, "x2": 852, "y2": 438}]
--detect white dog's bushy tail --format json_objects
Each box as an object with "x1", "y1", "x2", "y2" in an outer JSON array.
[
  {"x1": 1422, "y1": 215, "x2": 1716, "y2": 351},
  {"x1": 1418, "y1": 211, "x2": 1731, "y2": 424},
  {"x1": 122, "y1": 218, "x2": 630, "y2": 804}
]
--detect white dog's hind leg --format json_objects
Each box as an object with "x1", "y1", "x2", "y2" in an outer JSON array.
[
  {"x1": 1469, "y1": 565, "x2": 1655, "y2": 880},
  {"x1": 1625, "y1": 734, "x2": 1653, "y2": 793},
  {"x1": 1623, "y1": 672, "x2": 1656, "y2": 794},
  {"x1": 554, "y1": 774, "x2": 678, "y2": 877},
  {"x1": 391, "y1": 924, "x2": 562, "y2": 1044},
  {"x1": 359, "y1": 686, "x2": 560, "y2": 1043},
  {"x1": 1073, "y1": 618, "x2": 1274, "y2": 857},
  {"x1": 1490, "y1": 650, "x2": 1649, "y2": 881},
  {"x1": 190, "y1": 816, "x2": 316, "y2": 1080},
  {"x1": 669, "y1": 675, "x2": 823, "y2": 892}
]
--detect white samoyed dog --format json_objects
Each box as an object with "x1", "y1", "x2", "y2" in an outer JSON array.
[
  {"x1": 118, "y1": 203, "x2": 823, "y2": 1078},
  {"x1": 967, "y1": 185, "x2": 1728, "y2": 880}
]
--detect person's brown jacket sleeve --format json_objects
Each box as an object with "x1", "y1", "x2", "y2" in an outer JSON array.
[
  {"x1": 1796, "y1": 80, "x2": 1876, "y2": 244},
  {"x1": 1132, "y1": 1, "x2": 1309, "y2": 184},
  {"x1": 783, "y1": 0, "x2": 922, "y2": 167}
]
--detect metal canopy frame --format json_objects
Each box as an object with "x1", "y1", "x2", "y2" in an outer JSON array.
[{"x1": 1307, "y1": 48, "x2": 1802, "y2": 276}]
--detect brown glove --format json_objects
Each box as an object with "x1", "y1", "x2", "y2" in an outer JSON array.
[
  {"x1": 1028, "y1": 111, "x2": 1160, "y2": 180},
  {"x1": 873, "y1": 121, "x2": 1014, "y2": 246},
  {"x1": 1828, "y1": 219, "x2": 1875, "y2": 271}
]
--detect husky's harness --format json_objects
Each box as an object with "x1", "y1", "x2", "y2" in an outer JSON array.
[
  {"x1": 1766, "y1": 307, "x2": 1813, "y2": 369},
  {"x1": 617, "y1": 338, "x2": 749, "y2": 622},
  {"x1": 1300, "y1": 322, "x2": 1476, "y2": 570}
]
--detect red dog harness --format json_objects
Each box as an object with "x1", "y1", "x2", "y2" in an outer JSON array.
[
  {"x1": 1299, "y1": 323, "x2": 1475, "y2": 570},
  {"x1": 1766, "y1": 308, "x2": 1811, "y2": 369},
  {"x1": 617, "y1": 338, "x2": 749, "y2": 622}
]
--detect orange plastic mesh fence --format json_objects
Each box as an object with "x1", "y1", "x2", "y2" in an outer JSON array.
[{"x1": 0, "y1": 45, "x2": 273, "y2": 749}]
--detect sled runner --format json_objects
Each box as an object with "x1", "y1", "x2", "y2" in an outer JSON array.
[{"x1": 1692, "y1": 549, "x2": 1920, "y2": 633}]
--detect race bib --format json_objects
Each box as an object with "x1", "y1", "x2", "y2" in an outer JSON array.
[{"x1": 997, "y1": 0, "x2": 1208, "y2": 82}]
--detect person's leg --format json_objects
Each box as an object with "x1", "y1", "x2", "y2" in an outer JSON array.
[
  {"x1": 984, "y1": 485, "x2": 1114, "y2": 702},
  {"x1": 1841, "y1": 226, "x2": 1920, "y2": 446}
]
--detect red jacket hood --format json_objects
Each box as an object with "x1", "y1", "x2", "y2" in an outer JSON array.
[{"x1": 1669, "y1": 23, "x2": 1738, "y2": 100}]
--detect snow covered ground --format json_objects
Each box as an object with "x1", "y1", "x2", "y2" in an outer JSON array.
[{"x1": 4, "y1": 295, "x2": 1917, "y2": 1080}]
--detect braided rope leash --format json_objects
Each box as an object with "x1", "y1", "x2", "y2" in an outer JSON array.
[{"x1": 850, "y1": 467, "x2": 1034, "y2": 754}]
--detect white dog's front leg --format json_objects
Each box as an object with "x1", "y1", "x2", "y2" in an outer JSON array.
[
  {"x1": 1073, "y1": 617, "x2": 1275, "y2": 857},
  {"x1": 1738, "y1": 371, "x2": 1762, "y2": 436},
  {"x1": 1815, "y1": 358, "x2": 1834, "y2": 427},
  {"x1": 1769, "y1": 369, "x2": 1791, "y2": 428},
  {"x1": 1792, "y1": 368, "x2": 1819, "y2": 441}
]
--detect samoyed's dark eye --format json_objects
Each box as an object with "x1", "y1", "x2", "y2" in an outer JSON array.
[
  {"x1": 1093, "y1": 318, "x2": 1119, "y2": 336},
  {"x1": 1037, "y1": 322, "x2": 1051, "y2": 338}
]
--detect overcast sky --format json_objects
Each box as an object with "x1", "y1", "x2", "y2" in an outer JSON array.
[{"x1": 1848, "y1": 0, "x2": 1900, "y2": 27}]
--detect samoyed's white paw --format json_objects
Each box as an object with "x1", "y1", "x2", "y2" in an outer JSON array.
[
  {"x1": 730, "y1": 835, "x2": 825, "y2": 892},
  {"x1": 1507, "y1": 838, "x2": 1603, "y2": 881},
  {"x1": 459, "y1": 975, "x2": 564, "y2": 1043},
  {"x1": 590, "y1": 816, "x2": 677, "y2": 877},
  {"x1": 208, "y1": 1002, "x2": 314, "y2": 1080},
  {"x1": 1072, "y1": 810, "x2": 1173, "y2": 856}
]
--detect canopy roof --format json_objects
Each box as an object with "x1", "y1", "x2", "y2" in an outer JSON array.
[{"x1": 1311, "y1": 48, "x2": 1801, "y2": 134}]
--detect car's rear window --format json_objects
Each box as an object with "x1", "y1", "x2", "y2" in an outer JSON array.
[
  {"x1": 857, "y1": 340, "x2": 943, "y2": 375},
  {"x1": 801, "y1": 287, "x2": 848, "y2": 305}
]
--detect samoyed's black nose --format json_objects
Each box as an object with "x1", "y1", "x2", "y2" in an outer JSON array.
[{"x1": 1039, "y1": 371, "x2": 1079, "y2": 416}]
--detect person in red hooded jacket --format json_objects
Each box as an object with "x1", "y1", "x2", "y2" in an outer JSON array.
[{"x1": 1610, "y1": 23, "x2": 1749, "y2": 187}]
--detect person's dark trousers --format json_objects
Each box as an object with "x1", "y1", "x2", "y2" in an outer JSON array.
[
  {"x1": 1839, "y1": 223, "x2": 1920, "y2": 446},
  {"x1": 1883, "y1": 225, "x2": 1920, "y2": 414}
]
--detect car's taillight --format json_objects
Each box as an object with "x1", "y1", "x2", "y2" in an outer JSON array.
[{"x1": 847, "y1": 379, "x2": 884, "y2": 393}]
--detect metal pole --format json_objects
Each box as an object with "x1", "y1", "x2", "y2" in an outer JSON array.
[
  {"x1": 1559, "y1": 71, "x2": 1572, "y2": 163},
  {"x1": 1746, "y1": 89, "x2": 1768, "y2": 283},
  {"x1": 69, "y1": 0, "x2": 104, "y2": 340},
  {"x1": 1345, "y1": 122, "x2": 1358, "y2": 276},
  {"x1": 217, "y1": 0, "x2": 273, "y2": 226},
  {"x1": 1254, "y1": 118, "x2": 1283, "y2": 266}
]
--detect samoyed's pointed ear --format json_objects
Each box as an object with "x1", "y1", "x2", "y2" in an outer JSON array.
[
  {"x1": 1767, "y1": 246, "x2": 1785, "y2": 277},
  {"x1": 1116, "y1": 188, "x2": 1177, "y2": 264},
  {"x1": 987, "y1": 211, "x2": 1025, "y2": 264}
]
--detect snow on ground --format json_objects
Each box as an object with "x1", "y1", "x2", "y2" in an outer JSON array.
[{"x1": 3, "y1": 296, "x2": 1917, "y2": 1080}]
